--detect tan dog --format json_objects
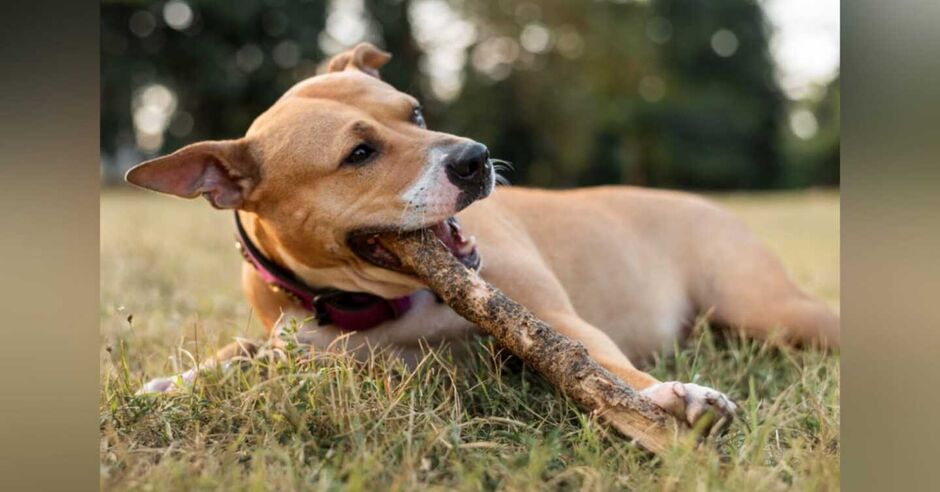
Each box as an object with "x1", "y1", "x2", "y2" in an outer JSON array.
[{"x1": 127, "y1": 43, "x2": 838, "y2": 430}]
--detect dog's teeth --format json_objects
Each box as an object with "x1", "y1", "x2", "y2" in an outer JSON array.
[{"x1": 458, "y1": 235, "x2": 476, "y2": 255}]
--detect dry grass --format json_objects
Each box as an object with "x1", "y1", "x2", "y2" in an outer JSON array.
[{"x1": 100, "y1": 189, "x2": 840, "y2": 491}]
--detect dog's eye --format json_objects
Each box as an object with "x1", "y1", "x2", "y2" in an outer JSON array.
[
  {"x1": 344, "y1": 144, "x2": 377, "y2": 166},
  {"x1": 411, "y1": 106, "x2": 426, "y2": 128}
]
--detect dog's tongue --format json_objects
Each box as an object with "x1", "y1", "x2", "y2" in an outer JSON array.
[
  {"x1": 430, "y1": 218, "x2": 475, "y2": 258},
  {"x1": 431, "y1": 220, "x2": 457, "y2": 252}
]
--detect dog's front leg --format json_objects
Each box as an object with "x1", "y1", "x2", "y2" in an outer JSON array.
[
  {"x1": 536, "y1": 310, "x2": 660, "y2": 390},
  {"x1": 136, "y1": 337, "x2": 267, "y2": 394},
  {"x1": 538, "y1": 310, "x2": 737, "y2": 429},
  {"x1": 481, "y1": 252, "x2": 737, "y2": 430},
  {"x1": 136, "y1": 304, "x2": 338, "y2": 395}
]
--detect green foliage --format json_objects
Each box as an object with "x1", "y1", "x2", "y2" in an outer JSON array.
[
  {"x1": 100, "y1": 0, "x2": 838, "y2": 190},
  {"x1": 101, "y1": 0, "x2": 327, "y2": 153},
  {"x1": 640, "y1": 0, "x2": 784, "y2": 189}
]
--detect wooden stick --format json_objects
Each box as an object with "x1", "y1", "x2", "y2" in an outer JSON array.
[{"x1": 380, "y1": 229, "x2": 681, "y2": 454}]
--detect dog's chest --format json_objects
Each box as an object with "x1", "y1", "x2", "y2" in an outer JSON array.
[{"x1": 291, "y1": 289, "x2": 478, "y2": 354}]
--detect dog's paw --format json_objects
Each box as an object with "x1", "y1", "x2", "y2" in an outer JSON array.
[
  {"x1": 641, "y1": 381, "x2": 737, "y2": 432},
  {"x1": 136, "y1": 370, "x2": 194, "y2": 395}
]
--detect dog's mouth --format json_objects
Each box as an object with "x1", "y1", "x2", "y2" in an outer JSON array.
[{"x1": 347, "y1": 216, "x2": 480, "y2": 273}]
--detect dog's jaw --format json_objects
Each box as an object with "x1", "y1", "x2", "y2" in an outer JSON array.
[
  {"x1": 272, "y1": 240, "x2": 427, "y2": 299},
  {"x1": 347, "y1": 216, "x2": 481, "y2": 274}
]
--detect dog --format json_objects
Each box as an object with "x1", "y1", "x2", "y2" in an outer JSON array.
[{"x1": 126, "y1": 43, "x2": 839, "y2": 431}]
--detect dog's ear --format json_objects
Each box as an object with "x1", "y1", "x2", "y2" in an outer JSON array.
[
  {"x1": 327, "y1": 42, "x2": 392, "y2": 79},
  {"x1": 125, "y1": 139, "x2": 259, "y2": 210}
]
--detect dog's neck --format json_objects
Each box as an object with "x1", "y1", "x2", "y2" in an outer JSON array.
[{"x1": 234, "y1": 211, "x2": 417, "y2": 330}]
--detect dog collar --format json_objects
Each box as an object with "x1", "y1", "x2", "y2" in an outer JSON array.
[{"x1": 234, "y1": 212, "x2": 412, "y2": 331}]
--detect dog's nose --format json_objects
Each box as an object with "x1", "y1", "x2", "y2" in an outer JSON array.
[{"x1": 445, "y1": 142, "x2": 491, "y2": 188}]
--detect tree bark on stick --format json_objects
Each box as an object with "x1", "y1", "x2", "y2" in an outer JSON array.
[{"x1": 380, "y1": 229, "x2": 681, "y2": 454}]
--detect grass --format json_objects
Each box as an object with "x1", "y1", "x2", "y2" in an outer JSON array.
[{"x1": 100, "y1": 189, "x2": 840, "y2": 491}]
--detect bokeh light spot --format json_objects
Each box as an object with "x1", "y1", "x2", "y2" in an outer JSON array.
[
  {"x1": 326, "y1": 0, "x2": 369, "y2": 48},
  {"x1": 236, "y1": 44, "x2": 265, "y2": 73},
  {"x1": 555, "y1": 26, "x2": 584, "y2": 59},
  {"x1": 163, "y1": 1, "x2": 194, "y2": 31},
  {"x1": 789, "y1": 108, "x2": 819, "y2": 139},
  {"x1": 273, "y1": 41, "x2": 301, "y2": 69},
  {"x1": 520, "y1": 23, "x2": 551, "y2": 54},
  {"x1": 711, "y1": 29, "x2": 739, "y2": 57},
  {"x1": 128, "y1": 11, "x2": 156, "y2": 38},
  {"x1": 132, "y1": 83, "x2": 178, "y2": 152},
  {"x1": 410, "y1": 0, "x2": 477, "y2": 101},
  {"x1": 471, "y1": 36, "x2": 519, "y2": 82},
  {"x1": 168, "y1": 111, "x2": 194, "y2": 138},
  {"x1": 646, "y1": 17, "x2": 672, "y2": 44},
  {"x1": 639, "y1": 75, "x2": 666, "y2": 102}
]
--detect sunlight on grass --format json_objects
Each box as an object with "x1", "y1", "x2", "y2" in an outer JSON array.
[{"x1": 100, "y1": 189, "x2": 839, "y2": 491}]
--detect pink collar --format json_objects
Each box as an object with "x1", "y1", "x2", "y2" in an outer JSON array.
[{"x1": 234, "y1": 213, "x2": 413, "y2": 332}]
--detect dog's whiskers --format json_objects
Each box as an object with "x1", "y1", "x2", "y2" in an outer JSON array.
[
  {"x1": 398, "y1": 199, "x2": 415, "y2": 234},
  {"x1": 490, "y1": 158, "x2": 513, "y2": 186},
  {"x1": 398, "y1": 192, "x2": 429, "y2": 234},
  {"x1": 491, "y1": 158, "x2": 514, "y2": 171}
]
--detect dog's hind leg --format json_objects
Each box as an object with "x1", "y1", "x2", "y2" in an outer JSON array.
[{"x1": 692, "y1": 221, "x2": 840, "y2": 349}]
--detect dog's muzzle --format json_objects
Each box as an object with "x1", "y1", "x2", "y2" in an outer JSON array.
[{"x1": 444, "y1": 141, "x2": 493, "y2": 210}]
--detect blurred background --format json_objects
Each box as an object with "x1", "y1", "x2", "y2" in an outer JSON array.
[{"x1": 100, "y1": 0, "x2": 839, "y2": 190}]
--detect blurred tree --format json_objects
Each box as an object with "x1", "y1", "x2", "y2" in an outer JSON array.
[
  {"x1": 779, "y1": 74, "x2": 840, "y2": 187},
  {"x1": 364, "y1": 0, "x2": 422, "y2": 94},
  {"x1": 443, "y1": 0, "x2": 653, "y2": 188},
  {"x1": 431, "y1": 0, "x2": 787, "y2": 189},
  {"x1": 100, "y1": 0, "x2": 837, "y2": 191},
  {"x1": 812, "y1": 75, "x2": 840, "y2": 185},
  {"x1": 640, "y1": 0, "x2": 785, "y2": 189},
  {"x1": 101, "y1": 0, "x2": 327, "y2": 166}
]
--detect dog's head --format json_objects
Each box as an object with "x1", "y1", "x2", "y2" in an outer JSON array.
[{"x1": 126, "y1": 43, "x2": 495, "y2": 297}]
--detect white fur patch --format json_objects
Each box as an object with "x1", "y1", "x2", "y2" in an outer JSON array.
[{"x1": 399, "y1": 148, "x2": 461, "y2": 229}]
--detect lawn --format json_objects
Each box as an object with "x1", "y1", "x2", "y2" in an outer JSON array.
[{"x1": 100, "y1": 189, "x2": 840, "y2": 491}]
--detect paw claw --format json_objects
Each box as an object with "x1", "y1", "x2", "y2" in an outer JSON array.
[{"x1": 671, "y1": 381, "x2": 687, "y2": 397}]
